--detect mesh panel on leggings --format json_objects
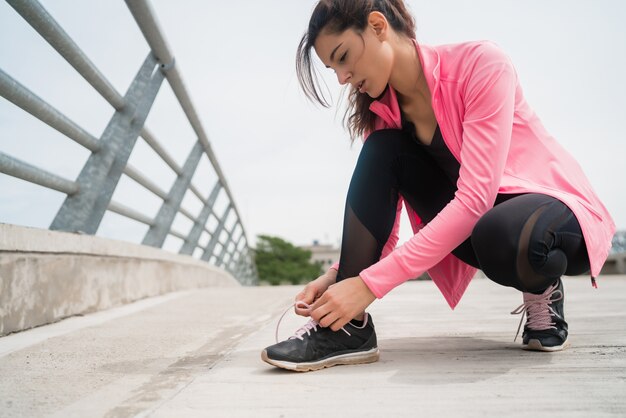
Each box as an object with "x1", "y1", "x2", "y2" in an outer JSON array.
[
  {"x1": 516, "y1": 204, "x2": 554, "y2": 292},
  {"x1": 336, "y1": 203, "x2": 382, "y2": 282}
]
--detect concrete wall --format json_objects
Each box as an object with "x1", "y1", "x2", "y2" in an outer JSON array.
[{"x1": 0, "y1": 223, "x2": 239, "y2": 336}]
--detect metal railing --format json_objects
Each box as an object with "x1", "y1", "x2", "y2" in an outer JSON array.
[{"x1": 0, "y1": 0, "x2": 257, "y2": 285}]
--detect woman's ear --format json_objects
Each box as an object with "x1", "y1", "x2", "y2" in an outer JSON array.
[{"x1": 368, "y1": 11, "x2": 388, "y2": 40}]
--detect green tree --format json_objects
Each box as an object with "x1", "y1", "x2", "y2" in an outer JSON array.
[{"x1": 254, "y1": 235, "x2": 323, "y2": 285}]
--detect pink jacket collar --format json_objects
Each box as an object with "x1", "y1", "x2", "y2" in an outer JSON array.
[{"x1": 368, "y1": 41, "x2": 441, "y2": 130}]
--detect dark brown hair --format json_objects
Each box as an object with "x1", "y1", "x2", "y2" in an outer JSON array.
[{"x1": 296, "y1": 0, "x2": 416, "y2": 141}]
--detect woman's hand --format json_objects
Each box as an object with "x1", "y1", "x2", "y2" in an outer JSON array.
[
  {"x1": 294, "y1": 269, "x2": 337, "y2": 316},
  {"x1": 310, "y1": 276, "x2": 376, "y2": 331}
]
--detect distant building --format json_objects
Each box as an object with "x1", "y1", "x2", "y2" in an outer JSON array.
[
  {"x1": 299, "y1": 240, "x2": 340, "y2": 272},
  {"x1": 298, "y1": 240, "x2": 432, "y2": 280}
]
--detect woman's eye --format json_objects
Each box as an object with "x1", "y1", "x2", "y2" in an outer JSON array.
[{"x1": 339, "y1": 52, "x2": 347, "y2": 63}]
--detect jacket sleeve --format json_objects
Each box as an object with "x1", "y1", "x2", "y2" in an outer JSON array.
[{"x1": 359, "y1": 44, "x2": 517, "y2": 298}]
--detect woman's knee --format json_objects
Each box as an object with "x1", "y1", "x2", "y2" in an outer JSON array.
[
  {"x1": 526, "y1": 200, "x2": 590, "y2": 278},
  {"x1": 471, "y1": 195, "x2": 587, "y2": 292}
]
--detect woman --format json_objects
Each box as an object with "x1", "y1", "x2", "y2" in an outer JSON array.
[{"x1": 262, "y1": 0, "x2": 615, "y2": 372}]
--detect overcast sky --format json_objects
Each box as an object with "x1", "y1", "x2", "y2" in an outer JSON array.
[{"x1": 1, "y1": 0, "x2": 625, "y2": 255}]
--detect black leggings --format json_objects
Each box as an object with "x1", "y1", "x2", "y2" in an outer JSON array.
[{"x1": 337, "y1": 129, "x2": 590, "y2": 293}]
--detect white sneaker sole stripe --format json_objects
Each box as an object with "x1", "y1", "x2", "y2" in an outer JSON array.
[
  {"x1": 522, "y1": 338, "x2": 569, "y2": 352},
  {"x1": 262, "y1": 347, "x2": 379, "y2": 372}
]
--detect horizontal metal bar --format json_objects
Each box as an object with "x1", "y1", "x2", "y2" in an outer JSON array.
[
  {"x1": 169, "y1": 229, "x2": 187, "y2": 241},
  {"x1": 108, "y1": 201, "x2": 154, "y2": 226},
  {"x1": 124, "y1": 1, "x2": 174, "y2": 67},
  {"x1": 178, "y1": 206, "x2": 196, "y2": 223},
  {"x1": 0, "y1": 151, "x2": 78, "y2": 195},
  {"x1": 189, "y1": 183, "x2": 208, "y2": 205},
  {"x1": 6, "y1": 0, "x2": 126, "y2": 110},
  {"x1": 0, "y1": 69, "x2": 101, "y2": 152},
  {"x1": 139, "y1": 128, "x2": 182, "y2": 175},
  {"x1": 123, "y1": 164, "x2": 168, "y2": 200}
]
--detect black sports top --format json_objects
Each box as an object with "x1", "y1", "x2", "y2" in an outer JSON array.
[{"x1": 401, "y1": 115, "x2": 461, "y2": 185}]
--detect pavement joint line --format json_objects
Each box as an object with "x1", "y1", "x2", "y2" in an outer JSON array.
[
  {"x1": 110, "y1": 293, "x2": 297, "y2": 418},
  {"x1": 0, "y1": 289, "x2": 195, "y2": 358}
]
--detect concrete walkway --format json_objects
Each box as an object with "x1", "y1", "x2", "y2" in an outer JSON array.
[{"x1": 1, "y1": 276, "x2": 625, "y2": 417}]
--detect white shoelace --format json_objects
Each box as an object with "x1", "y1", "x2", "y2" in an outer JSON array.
[
  {"x1": 274, "y1": 301, "x2": 369, "y2": 344},
  {"x1": 510, "y1": 281, "x2": 563, "y2": 342}
]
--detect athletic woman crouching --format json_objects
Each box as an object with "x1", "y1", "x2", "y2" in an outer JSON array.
[{"x1": 262, "y1": 0, "x2": 615, "y2": 372}]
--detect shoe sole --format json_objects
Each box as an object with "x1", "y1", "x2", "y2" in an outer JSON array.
[
  {"x1": 522, "y1": 338, "x2": 569, "y2": 352},
  {"x1": 261, "y1": 347, "x2": 380, "y2": 372}
]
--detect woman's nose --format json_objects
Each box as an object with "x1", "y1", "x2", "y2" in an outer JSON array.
[{"x1": 337, "y1": 70, "x2": 352, "y2": 85}]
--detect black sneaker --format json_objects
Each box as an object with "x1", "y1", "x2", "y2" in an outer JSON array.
[
  {"x1": 511, "y1": 278, "x2": 568, "y2": 352},
  {"x1": 261, "y1": 313, "x2": 379, "y2": 372}
]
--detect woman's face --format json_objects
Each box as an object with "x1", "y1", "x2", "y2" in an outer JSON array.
[{"x1": 314, "y1": 21, "x2": 393, "y2": 98}]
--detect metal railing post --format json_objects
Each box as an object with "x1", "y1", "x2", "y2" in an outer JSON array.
[
  {"x1": 201, "y1": 204, "x2": 233, "y2": 262},
  {"x1": 215, "y1": 222, "x2": 241, "y2": 266},
  {"x1": 50, "y1": 53, "x2": 164, "y2": 234},
  {"x1": 179, "y1": 181, "x2": 222, "y2": 255},
  {"x1": 230, "y1": 253, "x2": 245, "y2": 279},
  {"x1": 225, "y1": 233, "x2": 244, "y2": 271},
  {"x1": 215, "y1": 223, "x2": 238, "y2": 267},
  {"x1": 242, "y1": 250, "x2": 257, "y2": 285},
  {"x1": 142, "y1": 140, "x2": 203, "y2": 247}
]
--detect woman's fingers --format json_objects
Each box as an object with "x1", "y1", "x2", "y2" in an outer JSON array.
[
  {"x1": 295, "y1": 282, "x2": 322, "y2": 316},
  {"x1": 309, "y1": 276, "x2": 376, "y2": 330},
  {"x1": 310, "y1": 290, "x2": 348, "y2": 329},
  {"x1": 294, "y1": 303, "x2": 311, "y2": 316},
  {"x1": 310, "y1": 294, "x2": 333, "y2": 324},
  {"x1": 294, "y1": 272, "x2": 336, "y2": 310},
  {"x1": 329, "y1": 316, "x2": 349, "y2": 332},
  {"x1": 320, "y1": 312, "x2": 347, "y2": 331},
  {"x1": 312, "y1": 297, "x2": 349, "y2": 330}
]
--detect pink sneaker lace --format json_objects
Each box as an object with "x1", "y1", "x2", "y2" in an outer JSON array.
[
  {"x1": 274, "y1": 301, "x2": 367, "y2": 344},
  {"x1": 510, "y1": 281, "x2": 563, "y2": 342}
]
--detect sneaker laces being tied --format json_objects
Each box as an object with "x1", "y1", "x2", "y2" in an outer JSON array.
[
  {"x1": 510, "y1": 281, "x2": 563, "y2": 342},
  {"x1": 274, "y1": 301, "x2": 367, "y2": 344}
]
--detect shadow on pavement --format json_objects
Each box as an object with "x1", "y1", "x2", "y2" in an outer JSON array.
[
  {"x1": 379, "y1": 336, "x2": 553, "y2": 385},
  {"x1": 253, "y1": 336, "x2": 553, "y2": 383}
]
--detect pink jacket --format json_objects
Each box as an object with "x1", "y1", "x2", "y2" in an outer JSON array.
[{"x1": 333, "y1": 40, "x2": 615, "y2": 309}]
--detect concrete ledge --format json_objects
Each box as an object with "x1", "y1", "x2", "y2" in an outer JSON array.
[
  {"x1": 601, "y1": 252, "x2": 626, "y2": 274},
  {"x1": 0, "y1": 224, "x2": 239, "y2": 336}
]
